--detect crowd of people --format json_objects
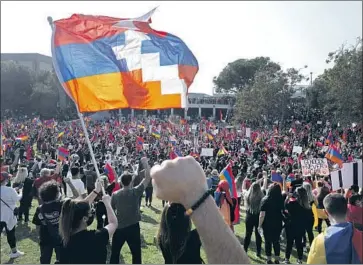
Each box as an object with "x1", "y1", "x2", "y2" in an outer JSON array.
[{"x1": 0, "y1": 112, "x2": 362, "y2": 264}]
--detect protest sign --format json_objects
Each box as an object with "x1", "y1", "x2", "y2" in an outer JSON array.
[
  {"x1": 301, "y1": 158, "x2": 329, "y2": 176},
  {"x1": 246, "y1": 128, "x2": 251, "y2": 138},
  {"x1": 292, "y1": 146, "x2": 303, "y2": 154},
  {"x1": 143, "y1": 144, "x2": 149, "y2": 150},
  {"x1": 200, "y1": 148, "x2": 214, "y2": 157},
  {"x1": 331, "y1": 161, "x2": 363, "y2": 191}
]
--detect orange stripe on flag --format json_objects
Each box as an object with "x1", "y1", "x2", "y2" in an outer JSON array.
[{"x1": 64, "y1": 70, "x2": 184, "y2": 112}]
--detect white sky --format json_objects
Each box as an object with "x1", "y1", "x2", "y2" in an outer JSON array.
[{"x1": 1, "y1": 1, "x2": 362, "y2": 95}]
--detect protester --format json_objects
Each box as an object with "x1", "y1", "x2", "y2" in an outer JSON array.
[
  {"x1": 259, "y1": 183, "x2": 284, "y2": 264},
  {"x1": 307, "y1": 193, "x2": 363, "y2": 264},
  {"x1": 32, "y1": 178, "x2": 78, "y2": 264},
  {"x1": 33, "y1": 166, "x2": 62, "y2": 205},
  {"x1": 151, "y1": 156, "x2": 250, "y2": 264},
  {"x1": 214, "y1": 180, "x2": 236, "y2": 231},
  {"x1": 13, "y1": 165, "x2": 33, "y2": 223},
  {"x1": 302, "y1": 182, "x2": 316, "y2": 249},
  {"x1": 59, "y1": 181, "x2": 118, "y2": 264},
  {"x1": 157, "y1": 203, "x2": 203, "y2": 264},
  {"x1": 316, "y1": 186, "x2": 331, "y2": 233},
  {"x1": 242, "y1": 179, "x2": 264, "y2": 257},
  {"x1": 0, "y1": 171, "x2": 24, "y2": 259},
  {"x1": 66, "y1": 167, "x2": 87, "y2": 199},
  {"x1": 283, "y1": 186, "x2": 311, "y2": 264},
  {"x1": 110, "y1": 157, "x2": 151, "y2": 264}
]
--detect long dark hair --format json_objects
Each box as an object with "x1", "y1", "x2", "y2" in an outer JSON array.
[
  {"x1": 317, "y1": 186, "x2": 330, "y2": 208},
  {"x1": 263, "y1": 183, "x2": 283, "y2": 209},
  {"x1": 59, "y1": 199, "x2": 91, "y2": 246},
  {"x1": 295, "y1": 186, "x2": 310, "y2": 209},
  {"x1": 246, "y1": 182, "x2": 264, "y2": 214},
  {"x1": 157, "y1": 203, "x2": 191, "y2": 263}
]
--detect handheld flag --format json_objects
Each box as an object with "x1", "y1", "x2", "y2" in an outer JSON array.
[
  {"x1": 325, "y1": 145, "x2": 343, "y2": 167},
  {"x1": 51, "y1": 9, "x2": 199, "y2": 112},
  {"x1": 151, "y1": 128, "x2": 161, "y2": 138},
  {"x1": 104, "y1": 163, "x2": 120, "y2": 192},
  {"x1": 136, "y1": 136, "x2": 144, "y2": 151},
  {"x1": 58, "y1": 147, "x2": 69, "y2": 161},
  {"x1": 219, "y1": 164, "x2": 239, "y2": 224}
]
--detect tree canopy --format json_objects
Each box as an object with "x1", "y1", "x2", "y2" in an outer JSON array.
[
  {"x1": 306, "y1": 38, "x2": 362, "y2": 125},
  {"x1": 213, "y1": 57, "x2": 281, "y2": 94},
  {"x1": 1, "y1": 61, "x2": 76, "y2": 120}
]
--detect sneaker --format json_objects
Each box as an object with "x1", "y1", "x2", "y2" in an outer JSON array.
[
  {"x1": 256, "y1": 253, "x2": 262, "y2": 259},
  {"x1": 9, "y1": 250, "x2": 24, "y2": 259},
  {"x1": 283, "y1": 259, "x2": 291, "y2": 264},
  {"x1": 274, "y1": 260, "x2": 280, "y2": 264},
  {"x1": 297, "y1": 260, "x2": 303, "y2": 264},
  {"x1": 267, "y1": 260, "x2": 273, "y2": 264}
]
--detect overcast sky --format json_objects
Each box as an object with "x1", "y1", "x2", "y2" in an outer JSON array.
[{"x1": 1, "y1": 1, "x2": 362, "y2": 95}]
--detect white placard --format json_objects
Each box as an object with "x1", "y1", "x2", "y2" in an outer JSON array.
[
  {"x1": 184, "y1": 140, "x2": 192, "y2": 145},
  {"x1": 200, "y1": 148, "x2": 214, "y2": 157},
  {"x1": 143, "y1": 144, "x2": 149, "y2": 150},
  {"x1": 321, "y1": 146, "x2": 329, "y2": 153},
  {"x1": 292, "y1": 146, "x2": 303, "y2": 154},
  {"x1": 301, "y1": 158, "x2": 329, "y2": 176},
  {"x1": 246, "y1": 128, "x2": 251, "y2": 138},
  {"x1": 331, "y1": 161, "x2": 363, "y2": 190},
  {"x1": 116, "y1": 146, "x2": 122, "y2": 155},
  {"x1": 192, "y1": 124, "x2": 197, "y2": 130},
  {"x1": 317, "y1": 121, "x2": 322, "y2": 125}
]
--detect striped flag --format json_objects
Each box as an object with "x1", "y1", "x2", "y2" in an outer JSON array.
[{"x1": 58, "y1": 147, "x2": 69, "y2": 161}]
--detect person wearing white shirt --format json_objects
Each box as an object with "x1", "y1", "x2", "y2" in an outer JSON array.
[
  {"x1": 0, "y1": 172, "x2": 24, "y2": 259},
  {"x1": 66, "y1": 167, "x2": 87, "y2": 199}
]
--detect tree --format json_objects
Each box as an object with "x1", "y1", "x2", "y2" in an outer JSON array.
[
  {"x1": 307, "y1": 38, "x2": 362, "y2": 124},
  {"x1": 213, "y1": 57, "x2": 281, "y2": 94},
  {"x1": 235, "y1": 65, "x2": 303, "y2": 122},
  {"x1": 1, "y1": 61, "x2": 34, "y2": 114},
  {"x1": 232, "y1": 58, "x2": 305, "y2": 125},
  {"x1": 0, "y1": 61, "x2": 77, "y2": 120}
]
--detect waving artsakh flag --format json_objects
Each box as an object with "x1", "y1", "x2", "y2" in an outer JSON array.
[{"x1": 51, "y1": 8, "x2": 198, "y2": 112}]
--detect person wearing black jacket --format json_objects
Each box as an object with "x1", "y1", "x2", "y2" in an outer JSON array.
[{"x1": 283, "y1": 187, "x2": 311, "y2": 264}]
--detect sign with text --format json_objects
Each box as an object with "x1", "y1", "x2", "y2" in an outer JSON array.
[
  {"x1": 301, "y1": 158, "x2": 329, "y2": 176},
  {"x1": 200, "y1": 148, "x2": 214, "y2": 157}
]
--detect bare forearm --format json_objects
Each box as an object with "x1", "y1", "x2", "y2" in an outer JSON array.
[
  {"x1": 84, "y1": 191, "x2": 97, "y2": 203},
  {"x1": 104, "y1": 202, "x2": 117, "y2": 225},
  {"x1": 191, "y1": 196, "x2": 250, "y2": 264},
  {"x1": 258, "y1": 213, "x2": 265, "y2": 227}
]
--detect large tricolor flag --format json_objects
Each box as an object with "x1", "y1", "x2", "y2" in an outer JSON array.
[{"x1": 51, "y1": 8, "x2": 198, "y2": 112}]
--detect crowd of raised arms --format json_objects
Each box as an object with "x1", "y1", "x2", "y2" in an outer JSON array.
[{"x1": 0, "y1": 113, "x2": 362, "y2": 264}]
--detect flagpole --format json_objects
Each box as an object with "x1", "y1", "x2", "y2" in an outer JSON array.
[{"x1": 47, "y1": 17, "x2": 105, "y2": 194}]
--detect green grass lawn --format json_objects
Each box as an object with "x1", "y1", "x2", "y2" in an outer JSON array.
[{"x1": 1, "y1": 197, "x2": 316, "y2": 264}]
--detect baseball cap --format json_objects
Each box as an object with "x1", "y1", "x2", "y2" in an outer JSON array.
[{"x1": 0, "y1": 172, "x2": 12, "y2": 183}]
